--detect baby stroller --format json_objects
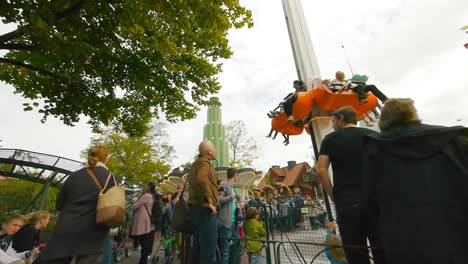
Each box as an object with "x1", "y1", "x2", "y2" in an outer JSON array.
[
  {"x1": 113, "y1": 228, "x2": 133, "y2": 262},
  {"x1": 152, "y1": 206, "x2": 179, "y2": 263}
]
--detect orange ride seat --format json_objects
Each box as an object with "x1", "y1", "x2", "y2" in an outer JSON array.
[
  {"x1": 271, "y1": 90, "x2": 314, "y2": 135},
  {"x1": 312, "y1": 85, "x2": 378, "y2": 120}
]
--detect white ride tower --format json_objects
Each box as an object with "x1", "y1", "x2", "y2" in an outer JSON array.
[
  {"x1": 282, "y1": 0, "x2": 334, "y2": 215},
  {"x1": 281, "y1": 0, "x2": 321, "y2": 83},
  {"x1": 281, "y1": 0, "x2": 334, "y2": 145}
]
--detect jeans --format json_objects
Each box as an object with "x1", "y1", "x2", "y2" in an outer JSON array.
[
  {"x1": 218, "y1": 222, "x2": 241, "y2": 264},
  {"x1": 190, "y1": 206, "x2": 218, "y2": 264},
  {"x1": 248, "y1": 252, "x2": 260, "y2": 264},
  {"x1": 101, "y1": 238, "x2": 113, "y2": 264},
  {"x1": 336, "y1": 203, "x2": 385, "y2": 264}
]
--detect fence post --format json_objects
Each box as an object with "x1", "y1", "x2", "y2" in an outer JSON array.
[{"x1": 264, "y1": 205, "x2": 272, "y2": 264}]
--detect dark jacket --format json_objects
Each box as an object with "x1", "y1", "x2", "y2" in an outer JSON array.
[
  {"x1": 12, "y1": 224, "x2": 39, "y2": 252},
  {"x1": 42, "y1": 167, "x2": 115, "y2": 260},
  {"x1": 187, "y1": 156, "x2": 218, "y2": 207},
  {"x1": 361, "y1": 124, "x2": 468, "y2": 264},
  {"x1": 293, "y1": 194, "x2": 304, "y2": 208}
]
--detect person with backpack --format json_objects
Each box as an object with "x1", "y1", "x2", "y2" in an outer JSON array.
[{"x1": 131, "y1": 182, "x2": 160, "y2": 264}]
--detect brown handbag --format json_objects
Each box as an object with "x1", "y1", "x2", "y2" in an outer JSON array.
[{"x1": 86, "y1": 168, "x2": 126, "y2": 228}]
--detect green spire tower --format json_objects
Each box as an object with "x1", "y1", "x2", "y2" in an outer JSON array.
[{"x1": 203, "y1": 97, "x2": 229, "y2": 167}]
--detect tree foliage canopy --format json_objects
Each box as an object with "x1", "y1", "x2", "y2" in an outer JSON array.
[
  {"x1": 83, "y1": 121, "x2": 175, "y2": 186},
  {"x1": 0, "y1": 178, "x2": 58, "y2": 213},
  {"x1": 0, "y1": 0, "x2": 253, "y2": 135},
  {"x1": 225, "y1": 120, "x2": 259, "y2": 167}
]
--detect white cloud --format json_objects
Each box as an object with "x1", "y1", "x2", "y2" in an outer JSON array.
[{"x1": 1, "y1": 0, "x2": 467, "y2": 174}]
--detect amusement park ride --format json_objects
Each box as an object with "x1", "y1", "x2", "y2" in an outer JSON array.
[
  {"x1": 157, "y1": 0, "x2": 384, "y2": 198},
  {"x1": 270, "y1": 0, "x2": 380, "y2": 147},
  {"x1": 270, "y1": 0, "x2": 382, "y2": 219}
]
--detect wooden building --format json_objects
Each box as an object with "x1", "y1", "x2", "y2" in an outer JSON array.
[{"x1": 258, "y1": 161, "x2": 319, "y2": 198}]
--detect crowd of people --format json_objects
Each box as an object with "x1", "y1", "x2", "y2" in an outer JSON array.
[
  {"x1": 187, "y1": 141, "x2": 347, "y2": 264},
  {"x1": 190, "y1": 98, "x2": 468, "y2": 264},
  {"x1": 1, "y1": 97, "x2": 467, "y2": 264}
]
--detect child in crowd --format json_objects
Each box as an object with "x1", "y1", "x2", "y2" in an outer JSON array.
[
  {"x1": 245, "y1": 207, "x2": 266, "y2": 264},
  {"x1": 324, "y1": 222, "x2": 348, "y2": 264},
  {"x1": 1, "y1": 214, "x2": 40, "y2": 264},
  {"x1": 12, "y1": 211, "x2": 50, "y2": 253}
]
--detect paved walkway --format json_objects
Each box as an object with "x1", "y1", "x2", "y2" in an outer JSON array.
[
  {"x1": 120, "y1": 239, "x2": 179, "y2": 264},
  {"x1": 119, "y1": 227, "x2": 364, "y2": 264}
]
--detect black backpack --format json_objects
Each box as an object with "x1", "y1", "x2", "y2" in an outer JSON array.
[{"x1": 144, "y1": 193, "x2": 163, "y2": 230}]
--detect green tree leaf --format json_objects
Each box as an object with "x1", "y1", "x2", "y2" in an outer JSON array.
[
  {"x1": 225, "y1": 120, "x2": 260, "y2": 167},
  {"x1": 0, "y1": 0, "x2": 253, "y2": 136},
  {"x1": 82, "y1": 121, "x2": 176, "y2": 186}
]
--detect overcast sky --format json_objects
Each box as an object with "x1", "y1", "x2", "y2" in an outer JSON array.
[{"x1": 1, "y1": 0, "x2": 467, "y2": 174}]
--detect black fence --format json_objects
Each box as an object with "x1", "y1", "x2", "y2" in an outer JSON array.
[
  {"x1": 254, "y1": 203, "x2": 340, "y2": 264},
  {"x1": 159, "y1": 203, "x2": 375, "y2": 264}
]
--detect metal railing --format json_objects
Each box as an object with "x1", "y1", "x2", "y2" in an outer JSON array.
[{"x1": 176, "y1": 203, "x2": 374, "y2": 264}]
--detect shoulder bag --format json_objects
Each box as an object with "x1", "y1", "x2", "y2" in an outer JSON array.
[{"x1": 86, "y1": 168, "x2": 126, "y2": 228}]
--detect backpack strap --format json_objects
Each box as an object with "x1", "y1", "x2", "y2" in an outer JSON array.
[
  {"x1": 143, "y1": 193, "x2": 154, "y2": 225},
  {"x1": 86, "y1": 168, "x2": 103, "y2": 190},
  {"x1": 144, "y1": 204, "x2": 152, "y2": 218}
]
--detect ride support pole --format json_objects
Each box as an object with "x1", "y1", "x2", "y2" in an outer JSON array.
[{"x1": 308, "y1": 120, "x2": 334, "y2": 222}]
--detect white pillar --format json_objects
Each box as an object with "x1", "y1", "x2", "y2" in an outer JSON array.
[{"x1": 282, "y1": 0, "x2": 321, "y2": 83}]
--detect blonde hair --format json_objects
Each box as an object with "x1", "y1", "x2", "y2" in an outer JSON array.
[
  {"x1": 4, "y1": 213, "x2": 26, "y2": 225},
  {"x1": 87, "y1": 146, "x2": 109, "y2": 167},
  {"x1": 25, "y1": 211, "x2": 50, "y2": 225},
  {"x1": 335, "y1": 71, "x2": 345, "y2": 82},
  {"x1": 379, "y1": 98, "x2": 421, "y2": 132},
  {"x1": 326, "y1": 234, "x2": 348, "y2": 262}
]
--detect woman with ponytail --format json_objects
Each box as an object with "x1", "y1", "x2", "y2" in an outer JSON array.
[
  {"x1": 131, "y1": 182, "x2": 157, "y2": 264},
  {"x1": 43, "y1": 146, "x2": 116, "y2": 264}
]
